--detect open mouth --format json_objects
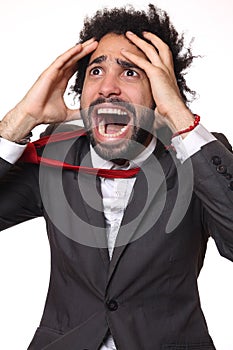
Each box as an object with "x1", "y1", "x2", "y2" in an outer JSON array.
[{"x1": 93, "y1": 105, "x2": 132, "y2": 140}]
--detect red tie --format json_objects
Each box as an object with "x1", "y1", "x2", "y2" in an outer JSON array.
[{"x1": 19, "y1": 130, "x2": 140, "y2": 179}]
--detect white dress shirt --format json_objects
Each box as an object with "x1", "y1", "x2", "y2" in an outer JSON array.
[
  {"x1": 0, "y1": 124, "x2": 217, "y2": 350},
  {"x1": 91, "y1": 137, "x2": 156, "y2": 349},
  {"x1": 90, "y1": 137, "x2": 157, "y2": 260}
]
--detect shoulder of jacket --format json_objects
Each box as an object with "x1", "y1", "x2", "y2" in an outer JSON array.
[{"x1": 212, "y1": 132, "x2": 232, "y2": 152}]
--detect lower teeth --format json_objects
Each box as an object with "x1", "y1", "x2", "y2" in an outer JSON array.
[{"x1": 98, "y1": 124, "x2": 127, "y2": 137}]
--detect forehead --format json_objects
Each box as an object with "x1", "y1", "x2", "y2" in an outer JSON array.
[{"x1": 89, "y1": 33, "x2": 147, "y2": 62}]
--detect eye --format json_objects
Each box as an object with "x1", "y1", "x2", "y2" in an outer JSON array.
[
  {"x1": 123, "y1": 69, "x2": 139, "y2": 77},
  {"x1": 90, "y1": 67, "x2": 103, "y2": 76}
]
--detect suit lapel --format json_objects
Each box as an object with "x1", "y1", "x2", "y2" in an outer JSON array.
[
  {"x1": 66, "y1": 137, "x2": 110, "y2": 267},
  {"x1": 107, "y1": 144, "x2": 173, "y2": 282}
]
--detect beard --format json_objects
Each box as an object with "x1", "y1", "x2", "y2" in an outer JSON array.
[{"x1": 80, "y1": 98, "x2": 155, "y2": 162}]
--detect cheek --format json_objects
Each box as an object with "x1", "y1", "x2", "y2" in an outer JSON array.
[
  {"x1": 80, "y1": 74, "x2": 95, "y2": 108},
  {"x1": 143, "y1": 91, "x2": 154, "y2": 110},
  {"x1": 132, "y1": 81, "x2": 154, "y2": 108},
  {"x1": 80, "y1": 85, "x2": 91, "y2": 110}
]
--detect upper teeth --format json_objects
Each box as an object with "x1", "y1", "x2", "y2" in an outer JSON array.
[{"x1": 97, "y1": 108, "x2": 128, "y2": 115}]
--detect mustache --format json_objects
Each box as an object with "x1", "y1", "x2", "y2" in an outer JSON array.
[{"x1": 87, "y1": 97, "x2": 136, "y2": 116}]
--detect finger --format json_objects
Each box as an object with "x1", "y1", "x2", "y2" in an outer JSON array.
[
  {"x1": 51, "y1": 38, "x2": 98, "y2": 71},
  {"x1": 82, "y1": 37, "x2": 97, "y2": 47},
  {"x1": 125, "y1": 31, "x2": 164, "y2": 70},
  {"x1": 50, "y1": 45, "x2": 83, "y2": 69},
  {"x1": 121, "y1": 47, "x2": 166, "y2": 78},
  {"x1": 42, "y1": 40, "x2": 98, "y2": 84},
  {"x1": 64, "y1": 40, "x2": 98, "y2": 71},
  {"x1": 143, "y1": 31, "x2": 174, "y2": 70},
  {"x1": 121, "y1": 48, "x2": 180, "y2": 98},
  {"x1": 125, "y1": 31, "x2": 176, "y2": 83},
  {"x1": 137, "y1": 31, "x2": 177, "y2": 86}
]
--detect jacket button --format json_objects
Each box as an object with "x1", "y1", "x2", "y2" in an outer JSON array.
[
  {"x1": 107, "y1": 299, "x2": 118, "y2": 311},
  {"x1": 225, "y1": 173, "x2": 232, "y2": 180},
  {"x1": 216, "y1": 164, "x2": 227, "y2": 174},
  {"x1": 229, "y1": 181, "x2": 233, "y2": 191},
  {"x1": 211, "y1": 156, "x2": 221, "y2": 165}
]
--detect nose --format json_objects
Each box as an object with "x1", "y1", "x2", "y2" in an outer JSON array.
[{"x1": 98, "y1": 74, "x2": 121, "y2": 98}]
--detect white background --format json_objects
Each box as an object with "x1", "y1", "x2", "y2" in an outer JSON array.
[{"x1": 0, "y1": 0, "x2": 233, "y2": 349}]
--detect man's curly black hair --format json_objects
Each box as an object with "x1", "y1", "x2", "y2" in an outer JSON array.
[{"x1": 72, "y1": 4, "x2": 195, "y2": 104}]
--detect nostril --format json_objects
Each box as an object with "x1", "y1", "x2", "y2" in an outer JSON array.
[
  {"x1": 99, "y1": 81, "x2": 121, "y2": 97},
  {"x1": 99, "y1": 87, "x2": 121, "y2": 95}
]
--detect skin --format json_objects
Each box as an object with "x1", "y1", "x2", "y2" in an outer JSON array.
[
  {"x1": 80, "y1": 33, "x2": 155, "y2": 160},
  {"x1": 0, "y1": 31, "x2": 195, "y2": 144},
  {"x1": 0, "y1": 38, "x2": 98, "y2": 142},
  {"x1": 80, "y1": 33, "x2": 154, "y2": 110}
]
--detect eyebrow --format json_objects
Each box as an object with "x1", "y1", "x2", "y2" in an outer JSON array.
[
  {"x1": 87, "y1": 55, "x2": 141, "y2": 71},
  {"x1": 87, "y1": 55, "x2": 107, "y2": 67},
  {"x1": 116, "y1": 58, "x2": 140, "y2": 70}
]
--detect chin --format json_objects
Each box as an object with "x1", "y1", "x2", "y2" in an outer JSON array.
[
  {"x1": 90, "y1": 128, "x2": 151, "y2": 161},
  {"x1": 81, "y1": 100, "x2": 155, "y2": 160}
]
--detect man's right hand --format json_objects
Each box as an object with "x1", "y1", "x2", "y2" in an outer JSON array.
[{"x1": 0, "y1": 38, "x2": 98, "y2": 142}]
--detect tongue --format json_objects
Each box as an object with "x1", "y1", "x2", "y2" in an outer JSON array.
[{"x1": 106, "y1": 123, "x2": 125, "y2": 134}]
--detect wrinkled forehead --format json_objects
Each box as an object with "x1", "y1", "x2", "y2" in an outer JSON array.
[{"x1": 89, "y1": 32, "x2": 148, "y2": 63}]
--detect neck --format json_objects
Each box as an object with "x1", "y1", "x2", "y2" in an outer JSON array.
[
  {"x1": 111, "y1": 158, "x2": 130, "y2": 166},
  {"x1": 111, "y1": 133, "x2": 153, "y2": 166}
]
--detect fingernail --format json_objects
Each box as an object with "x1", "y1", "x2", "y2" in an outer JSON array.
[{"x1": 126, "y1": 31, "x2": 134, "y2": 35}]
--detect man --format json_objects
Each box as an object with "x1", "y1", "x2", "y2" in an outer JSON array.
[{"x1": 0, "y1": 4, "x2": 233, "y2": 350}]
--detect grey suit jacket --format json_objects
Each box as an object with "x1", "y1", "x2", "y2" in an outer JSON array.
[{"x1": 0, "y1": 128, "x2": 233, "y2": 350}]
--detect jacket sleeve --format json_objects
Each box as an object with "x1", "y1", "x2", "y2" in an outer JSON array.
[
  {"x1": 0, "y1": 157, "x2": 13, "y2": 177},
  {"x1": 0, "y1": 159, "x2": 43, "y2": 231},
  {"x1": 0, "y1": 123, "x2": 81, "y2": 232},
  {"x1": 191, "y1": 134, "x2": 233, "y2": 261}
]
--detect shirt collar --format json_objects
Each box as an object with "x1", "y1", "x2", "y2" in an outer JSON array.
[{"x1": 90, "y1": 137, "x2": 157, "y2": 170}]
